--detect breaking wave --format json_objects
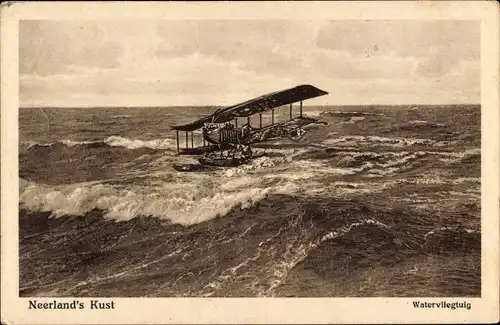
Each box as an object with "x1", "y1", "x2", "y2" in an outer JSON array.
[
  {"x1": 19, "y1": 175, "x2": 301, "y2": 225},
  {"x1": 22, "y1": 136, "x2": 176, "y2": 151},
  {"x1": 104, "y1": 136, "x2": 176, "y2": 150},
  {"x1": 21, "y1": 147, "x2": 453, "y2": 224}
]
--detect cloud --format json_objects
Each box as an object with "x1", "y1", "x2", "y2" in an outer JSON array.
[
  {"x1": 305, "y1": 49, "x2": 418, "y2": 81},
  {"x1": 316, "y1": 20, "x2": 479, "y2": 59},
  {"x1": 19, "y1": 20, "x2": 480, "y2": 106},
  {"x1": 154, "y1": 20, "x2": 326, "y2": 79},
  {"x1": 20, "y1": 52, "x2": 295, "y2": 107},
  {"x1": 20, "y1": 21, "x2": 123, "y2": 76}
]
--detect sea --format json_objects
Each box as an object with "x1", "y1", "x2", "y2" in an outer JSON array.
[{"x1": 19, "y1": 104, "x2": 481, "y2": 297}]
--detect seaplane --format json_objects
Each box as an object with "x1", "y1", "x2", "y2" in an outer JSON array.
[{"x1": 171, "y1": 84, "x2": 328, "y2": 172}]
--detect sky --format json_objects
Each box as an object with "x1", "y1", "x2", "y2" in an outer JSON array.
[{"x1": 19, "y1": 20, "x2": 480, "y2": 107}]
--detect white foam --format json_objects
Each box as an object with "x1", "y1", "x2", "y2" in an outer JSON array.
[
  {"x1": 314, "y1": 151, "x2": 427, "y2": 177},
  {"x1": 321, "y1": 219, "x2": 391, "y2": 242},
  {"x1": 435, "y1": 148, "x2": 481, "y2": 163},
  {"x1": 22, "y1": 139, "x2": 99, "y2": 148},
  {"x1": 359, "y1": 148, "x2": 480, "y2": 166},
  {"x1": 386, "y1": 176, "x2": 480, "y2": 186},
  {"x1": 424, "y1": 226, "x2": 479, "y2": 239},
  {"x1": 304, "y1": 110, "x2": 324, "y2": 117},
  {"x1": 221, "y1": 156, "x2": 277, "y2": 177},
  {"x1": 409, "y1": 120, "x2": 447, "y2": 127},
  {"x1": 61, "y1": 139, "x2": 98, "y2": 147},
  {"x1": 218, "y1": 176, "x2": 261, "y2": 191},
  {"x1": 339, "y1": 116, "x2": 366, "y2": 124},
  {"x1": 452, "y1": 177, "x2": 480, "y2": 184},
  {"x1": 325, "y1": 111, "x2": 384, "y2": 117},
  {"x1": 322, "y1": 135, "x2": 453, "y2": 148},
  {"x1": 19, "y1": 172, "x2": 302, "y2": 225},
  {"x1": 103, "y1": 136, "x2": 175, "y2": 150},
  {"x1": 22, "y1": 136, "x2": 177, "y2": 151}
]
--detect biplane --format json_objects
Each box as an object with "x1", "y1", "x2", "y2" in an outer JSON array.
[{"x1": 171, "y1": 84, "x2": 328, "y2": 172}]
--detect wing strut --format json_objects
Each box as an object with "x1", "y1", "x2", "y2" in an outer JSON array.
[{"x1": 176, "y1": 131, "x2": 180, "y2": 152}]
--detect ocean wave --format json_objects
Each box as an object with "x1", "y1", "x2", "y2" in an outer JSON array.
[
  {"x1": 221, "y1": 157, "x2": 279, "y2": 177},
  {"x1": 261, "y1": 218, "x2": 392, "y2": 296},
  {"x1": 111, "y1": 114, "x2": 132, "y2": 118},
  {"x1": 203, "y1": 215, "x2": 392, "y2": 297},
  {"x1": 424, "y1": 226, "x2": 479, "y2": 239},
  {"x1": 257, "y1": 150, "x2": 432, "y2": 181},
  {"x1": 23, "y1": 139, "x2": 98, "y2": 148},
  {"x1": 434, "y1": 148, "x2": 480, "y2": 163},
  {"x1": 19, "y1": 177, "x2": 300, "y2": 225},
  {"x1": 409, "y1": 120, "x2": 447, "y2": 127},
  {"x1": 309, "y1": 151, "x2": 430, "y2": 177},
  {"x1": 260, "y1": 151, "x2": 432, "y2": 180},
  {"x1": 303, "y1": 111, "x2": 324, "y2": 117},
  {"x1": 423, "y1": 226, "x2": 481, "y2": 253},
  {"x1": 339, "y1": 116, "x2": 366, "y2": 124},
  {"x1": 386, "y1": 176, "x2": 480, "y2": 186},
  {"x1": 322, "y1": 111, "x2": 385, "y2": 117},
  {"x1": 325, "y1": 148, "x2": 479, "y2": 165},
  {"x1": 104, "y1": 136, "x2": 175, "y2": 150},
  {"x1": 337, "y1": 148, "x2": 478, "y2": 177},
  {"x1": 322, "y1": 135, "x2": 453, "y2": 148},
  {"x1": 22, "y1": 136, "x2": 177, "y2": 151}
]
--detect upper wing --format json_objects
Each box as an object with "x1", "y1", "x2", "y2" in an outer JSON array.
[
  {"x1": 213, "y1": 84, "x2": 328, "y2": 120},
  {"x1": 171, "y1": 84, "x2": 328, "y2": 132}
]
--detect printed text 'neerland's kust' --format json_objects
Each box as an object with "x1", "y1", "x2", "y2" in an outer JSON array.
[{"x1": 28, "y1": 300, "x2": 115, "y2": 310}]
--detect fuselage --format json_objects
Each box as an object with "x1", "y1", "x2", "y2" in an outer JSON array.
[
  {"x1": 202, "y1": 123, "x2": 252, "y2": 145},
  {"x1": 202, "y1": 116, "x2": 327, "y2": 146}
]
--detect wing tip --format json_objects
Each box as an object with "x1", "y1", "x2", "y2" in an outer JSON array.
[{"x1": 297, "y1": 84, "x2": 329, "y2": 95}]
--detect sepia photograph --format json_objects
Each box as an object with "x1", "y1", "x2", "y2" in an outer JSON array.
[
  {"x1": 2, "y1": 1, "x2": 499, "y2": 324},
  {"x1": 18, "y1": 18, "x2": 482, "y2": 298}
]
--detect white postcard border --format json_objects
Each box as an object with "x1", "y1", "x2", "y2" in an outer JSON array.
[{"x1": 1, "y1": 1, "x2": 499, "y2": 324}]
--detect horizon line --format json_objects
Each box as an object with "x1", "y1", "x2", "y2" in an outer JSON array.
[{"x1": 19, "y1": 103, "x2": 481, "y2": 109}]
